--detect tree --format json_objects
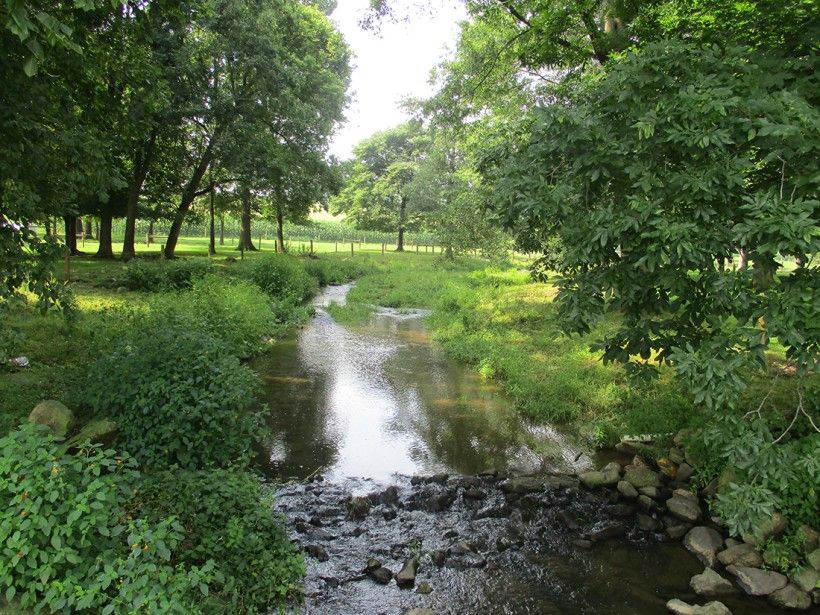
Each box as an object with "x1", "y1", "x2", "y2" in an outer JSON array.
[
  {"x1": 161, "y1": 0, "x2": 350, "y2": 259},
  {"x1": 332, "y1": 122, "x2": 430, "y2": 251},
  {"x1": 486, "y1": 40, "x2": 819, "y2": 409}
]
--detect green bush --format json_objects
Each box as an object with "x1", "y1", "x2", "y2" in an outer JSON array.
[
  {"x1": 690, "y1": 415, "x2": 820, "y2": 537},
  {"x1": 147, "y1": 275, "x2": 278, "y2": 357},
  {"x1": 85, "y1": 328, "x2": 265, "y2": 469},
  {"x1": 132, "y1": 469, "x2": 304, "y2": 614},
  {"x1": 301, "y1": 257, "x2": 367, "y2": 286},
  {"x1": 0, "y1": 424, "x2": 217, "y2": 614},
  {"x1": 116, "y1": 259, "x2": 214, "y2": 292},
  {"x1": 235, "y1": 255, "x2": 316, "y2": 303}
]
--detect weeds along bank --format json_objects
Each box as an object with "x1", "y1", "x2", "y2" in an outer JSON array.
[
  {"x1": 334, "y1": 255, "x2": 819, "y2": 571},
  {"x1": 0, "y1": 254, "x2": 366, "y2": 614}
]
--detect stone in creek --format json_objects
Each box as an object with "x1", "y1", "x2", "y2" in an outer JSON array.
[
  {"x1": 304, "y1": 544, "x2": 329, "y2": 562},
  {"x1": 416, "y1": 582, "x2": 433, "y2": 595},
  {"x1": 792, "y1": 567, "x2": 820, "y2": 594},
  {"x1": 383, "y1": 509, "x2": 397, "y2": 521},
  {"x1": 684, "y1": 527, "x2": 724, "y2": 567},
  {"x1": 741, "y1": 511, "x2": 788, "y2": 546},
  {"x1": 689, "y1": 568, "x2": 737, "y2": 597},
  {"x1": 667, "y1": 495, "x2": 702, "y2": 523},
  {"x1": 442, "y1": 529, "x2": 459, "y2": 539},
  {"x1": 448, "y1": 541, "x2": 474, "y2": 556},
  {"x1": 379, "y1": 485, "x2": 400, "y2": 506},
  {"x1": 807, "y1": 547, "x2": 820, "y2": 570},
  {"x1": 475, "y1": 504, "x2": 512, "y2": 519},
  {"x1": 669, "y1": 447, "x2": 686, "y2": 464},
  {"x1": 607, "y1": 504, "x2": 635, "y2": 518},
  {"x1": 716, "y1": 543, "x2": 763, "y2": 568},
  {"x1": 463, "y1": 487, "x2": 487, "y2": 500},
  {"x1": 637, "y1": 514, "x2": 661, "y2": 532},
  {"x1": 368, "y1": 566, "x2": 393, "y2": 585},
  {"x1": 579, "y1": 466, "x2": 620, "y2": 489},
  {"x1": 624, "y1": 466, "x2": 661, "y2": 489},
  {"x1": 448, "y1": 552, "x2": 487, "y2": 569},
  {"x1": 617, "y1": 480, "x2": 639, "y2": 499},
  {"x1": 768, "y1": 584, "x2": 812, "y2": 610},
  {"x1": 796, "y1": 525, "x2": 819, "y2": 554},
  {"x1": 558, "y1": 509, "x2": 582, "y2": 530},
  {"x1": 726, "y1": 565, "x2": 787, "y2": 596},
  {"x1": 364, "y1": 558, "x2": 381, "y2": 572},
  {"x1": 430, "y1": 550, "x2": 446, "y2": 567},
  {"x1": 638, "y1": 494, "x2": 659, "y2": 512},
  {"x1": 677, "y1": 463, "x2": 694, "y2": 483},
  {"x1": 404, "y1": 609, "x2": 437, "y2": 615},
  {"x1": 667, "y1": 524, "x2": 691, "y2": 540},
  {"x1": 665, "y1": 599, "x2": 732, "y2": 615},
  {"x1": 347, "y1": 496, "x2": 370, "y2": 520},
  {"x1": 639, "y1": 486, "x2": 660, "y2": 499},
  {"x1": 657, "y1": 458, "x2": 678, "y2": 478},
  {"x1": 572, "y1": 539, "x2": 592, "y2": 549},
  {"x1": 396, "y1": 557, "x2": 418, "y2": 587},
  {"x1": 308, "y1": 527, "x2": 338, "y2": 541},
  {"x1": 500, "y1": 475, "x2": 560, "y2": 495},
  {"x1": 587, "y1": 521, "x2": 628, "y2": 542}
]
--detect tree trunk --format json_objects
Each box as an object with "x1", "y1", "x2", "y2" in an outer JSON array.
[
  {"x1": 84, "y1": 218, "x2": 93, "y2": 239},
  {"x1": 208, "y1": 187, "x2": 216, "y2": 256},
  {"x1": 163, "y1": 137, "x2": 220, "y2": 259},
  {"x1": 738, "y1": 248, "x2": 748, "y2": 271},
  {"x1": 122, "y1": 131, "x2": 158, "y2": 261},
  {"x1": 63, "y1": 215, "x2": 79, "y2": 255},
  {"x1": 94, "y1": 220, "x2": 99, "y2": 240},
  {"x1": 275, "y1": 206, "x2": 285, "y2": 253},
  {"x1": 147, "y1": 220, "x2": 154, "y2": 244},
  {"x1": 237, "y1": 188, "x2": 257, "y2": 251},
  {"x1": 95, "y1": 213, "x2": 114, "y2": 258},
  {"x1": 44, "y1": 218, "x2": 51, "y2": 236},
  {"x1": 219, "y1": 213, "x2": 225, "y2": 245},
  {"x1": 396, "y1": 196, "x2": 406, "y2": 251}
]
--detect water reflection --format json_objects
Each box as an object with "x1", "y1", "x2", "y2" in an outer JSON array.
[{"x1": 255, "y1": 284, "x2": 585, "y2": 482}]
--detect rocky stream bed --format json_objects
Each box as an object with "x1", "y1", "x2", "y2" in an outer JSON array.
[{"x1": 275, "y1": 455, "x2": 818, "y2": 614}]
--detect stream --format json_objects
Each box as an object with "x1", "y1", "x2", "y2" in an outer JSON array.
[{"x1": 253, "y1": 284, "x2": 787, "y2": 615}]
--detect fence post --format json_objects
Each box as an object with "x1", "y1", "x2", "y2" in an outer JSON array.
[
  {"x1": 335, "y1": 241, "x2": 338, "y2": 253},
  {"x1": 350, "y1": 241, "x2": 354, "y2": 256},
  {"x1": 310, "y1": 239, "x2": 314, "y2": 254}
]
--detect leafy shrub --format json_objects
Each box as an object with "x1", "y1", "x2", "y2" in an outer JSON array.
[
  {"x1": 235, "y1": 255, "x2": 316, "y2": 303},
  {"x1": 147, "y1": 275, "x2": 278, "y2": 357},
  {"x1": 116, "y1": 259, "x2": 214, "y2": 292},
  {"x1": 301, "y1": 257, "x2": 367, "y2": 286},
  {"x1": 690, "y1": 415, "x2": 820, "y2": 537},
  {"x1": 85, "y1": 327, "x2": 265, "y2": 469},
  {"x1": 132, "y1": 469, "x2": 304, "y2": 614},
  {"x1": 0, "y1": 424, "x2": 217, "y2": 613}
]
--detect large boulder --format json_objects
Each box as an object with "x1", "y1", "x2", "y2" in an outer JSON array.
[
  {"x1": 396, "y1": 557, "x2": 418, "y2": 587},
  {"x1": 807, "y1": 548, "x2": 820, "y2": 570},
  {"x1": 579, "y1": 465, "x2": 620, "y2": 488},
  {"x1": 28, "y1": 400, "x2": 74, "y2": 437},
  {"x1": 768, "y1": 583, "x2": 812, "y2": 610},
  {"x1": 792, "y1": 567, "x2": 819, "y2": 594},
  {"x1": 684, "y1": 527, "x2": 724, "y2": 567},
  {"x1": 665, "y1": 598, "x2": 731, "y2": 615},
  {"x1": 624, "y1": 466, "x2": 661, "y2": 489},
  {"x1": 726, "y1": 565, "x2": 787, "y2": 596},
  {"x1": 716, "y1": 543, "x2": 763, "y2": 568},
  {"x1": 667, "y1": 494, "x2": 702, "y2": 523},
  {"x1": 690, "y1": 568, "x2": 737, "y2": 598},
  {"x1": 65, "y1": 418, "x2": 118, "y2": 449},
  {"x1": 499, "y1": 475, "x2": 560, "y2": 495},
  {"x1": 741, "y1": 512, "x2": 788, "y2": 546}
]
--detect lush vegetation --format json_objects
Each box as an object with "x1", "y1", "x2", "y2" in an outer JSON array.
[{"x1": 0, "y1": 253, "x2": 360, "y2": 613}]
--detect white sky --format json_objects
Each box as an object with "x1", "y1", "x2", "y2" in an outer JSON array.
[{"x1": 329, "y1": 0, "x2": 467, "y2": 160}]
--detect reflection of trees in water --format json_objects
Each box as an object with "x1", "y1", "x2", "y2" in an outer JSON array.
[
  {"x1": 384, "y1": 329, "x2": 524, "y2": 474},
  {"x1": 254, "y1": 348, "x2": 339, "y2": 480}
]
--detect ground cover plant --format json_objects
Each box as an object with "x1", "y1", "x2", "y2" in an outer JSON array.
[{"x1": 0, "y1": 251, "x2": 360, "y2": 613}]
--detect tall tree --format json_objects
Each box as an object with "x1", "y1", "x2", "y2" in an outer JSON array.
[{"x1": 332, "y1": 122, "x2": 430, "y2": 251}]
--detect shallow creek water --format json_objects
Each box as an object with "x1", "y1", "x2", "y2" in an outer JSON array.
[{"x1": 254, "y1": 284, "x2": 787, "y2": 615}]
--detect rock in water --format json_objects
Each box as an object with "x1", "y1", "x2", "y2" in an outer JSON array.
[
  {"x1": 667, "y1": 494, "x2": 702, "y2": 523},
  {"x1": 404, "y1": 609, "x2": 437, "y2": 615},
  {"x1": 347, "y1": 496, "x2": 371, "y2": 520},
  {"x1": 368, "y1": 566, "x2": 393, "y2": 584},
  {"x1": 665, "y1": 599, "x2": 732, "y2": 615},
  {"x1": 726, "y1": 565, "x2": 787, "y2": 596},
  {"x1": 579, "y1": 469, "x2": 618, "y2": 488},
  {"x1": 304, "y1": 544, "x2": 329, "y2": 562},
  {"x1": 396, "y1": 557, "x2": 418, "y2": 587},
  {"x1": 716, "y1": 543, "x2": 762, "y2": 568},
  {"x1": 768, "y1": 584, "x2": 812, "y2": 610},
  {"x1": 684, "y1": 527, "x2": 724, "y2": 567},
  {"x1": 624, "y1": 466, "x2": 661, "y2": 489},
  {"x1": 689, "y1": 568, "x2": 736, "y2": 597},
  {"x1": 28, "y1": 400, "x2": 74, "y2": 437},
  {"x1": 617, "y1": 480, "x2": 639, "y2": 499},
  {"x1": 416, "y1": 582, "x2": 433, "y2": 595}
]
